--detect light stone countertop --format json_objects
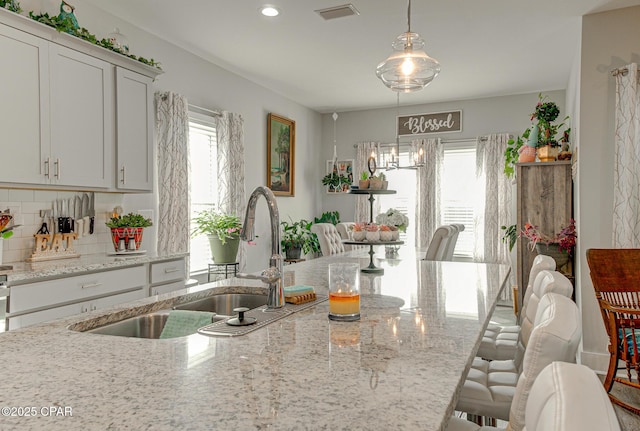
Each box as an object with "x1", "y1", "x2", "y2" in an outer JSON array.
[
  {"x1": 0, "y1": 249, "x2": 510, "y2": 431},
  {"x1": 0, "y1": 252, "x2": 189, "y2": 285}
]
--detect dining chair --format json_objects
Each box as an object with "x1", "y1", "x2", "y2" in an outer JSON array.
[
  {"x1": 455, "y1": 291, "x2": 581, "y2": 425},
  {"x1": 587, "y1": 248, "x2": 640, "y2": 415},
  {"x1": 336, "y1": 222, "x2": 359, "y2": 251},
  {"x1": 446, "y1": 362, "x2": 621, "y2": 431},
  {"x1": 443, "y1": 224, "x2": 465, "y2": 260},
  {"x1": 310, "y1": 223, "x2": 345, "y2": 256},
  {"x1": 423, "y1": 225, "x2": 456, "y2": 261},
  {"x1": 478, "y1": 255, "x2": 556, "y2": 360}
]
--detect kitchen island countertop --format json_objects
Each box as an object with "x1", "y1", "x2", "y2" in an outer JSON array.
[{"x1": 0, "y1": 249, "x2": 509, "y2": 430}]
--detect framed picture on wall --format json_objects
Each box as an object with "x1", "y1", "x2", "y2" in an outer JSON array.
[
  {"x1": 325, "y1": 159, "x2": 354, "y2": 193},
  {"x1": 267, "y1": 113, "x2": 295, "y2": 196}
]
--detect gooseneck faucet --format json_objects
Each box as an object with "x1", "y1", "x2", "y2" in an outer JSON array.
[{"x1": 238, "y1": 186, "x2": 284, "y2": 309}]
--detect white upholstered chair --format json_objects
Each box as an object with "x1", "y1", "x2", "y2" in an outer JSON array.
[
  {"x1": 477, "y1": 255, "x2": 556, "y2": 360},
  {"x1": 455, "y1": 290, "x2": 581, "y2": 426},
  {"x1": 424, "y1": 225, "x2": 456, "y2": 261},
  {"x1": 446, "y1": 362, "x2": 621, "y2": 431},
  {"x1": 443, "y1": 223, "x2": 465, "y2": 260},
  {"x1": 310, "y1": 223, "x2": 345, "y2": 256},
  {"x1": 336, "y1": 222, "x2": 356, "y2": 251}
]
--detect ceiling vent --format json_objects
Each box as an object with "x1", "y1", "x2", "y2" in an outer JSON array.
[{"x1": 315, "y1": 4, "x2": 360, "y2": 20}]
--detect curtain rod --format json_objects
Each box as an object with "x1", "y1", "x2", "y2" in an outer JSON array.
[
  {"x1": 352, "y1": 136, "x2": 493, "y2": 148},
  {"x1": 188, "y1": 103, "x2": 222, "y2": 117},
  {"x1": 611, "y1": 66, "x2": 638, "y2": 77}
]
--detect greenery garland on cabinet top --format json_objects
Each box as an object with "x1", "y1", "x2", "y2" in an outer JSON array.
[{"x1": 0, "y1": 0, "x2": 161, "y2": 69}]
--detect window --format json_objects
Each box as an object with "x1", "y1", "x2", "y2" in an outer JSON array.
[
  {"x1": 189, "y1": 114, "x2": 217, "y2": 273},
  {"x1": 441, "y1": 142, "x2": 478, "y2": 259},
  {"x1": 378, "y1": 140, "x2": 481, "y2": 259}
]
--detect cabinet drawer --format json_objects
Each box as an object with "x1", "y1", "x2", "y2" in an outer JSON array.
[
  {"x1": 8, "y1": 288, "x2": 145, "y2": 330},
  {"x1": 150, "y1": 259, "x2": 186, "y2": 285},
  {"x1": 150, "y1": 280, "x2": 185, "y2": 296},
  {"x1": 10, "y1": 265, "x2": 146, "y2": 314}
]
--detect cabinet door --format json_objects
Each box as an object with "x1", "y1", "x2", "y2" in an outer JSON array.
[
  {"x1": 115, "y1": 68, "x2": 153, "y2": 191},
  {"x1": 0, "y1": 24, "x2": 50, "y2": 185},
  {"x1": 49, "y1": 44, "x2": 113, "y2": 188}
]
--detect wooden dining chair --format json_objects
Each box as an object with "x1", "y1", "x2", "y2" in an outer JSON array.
[{"x1": 587, "y1": 248, "x2": 640, "y2": 415}]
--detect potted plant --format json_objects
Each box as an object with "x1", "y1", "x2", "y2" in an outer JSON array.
[
  {"x1": 281, "y1": 219, "x2": 315, "y2": 259},
  {"x1": 369, "y1": 174, "x2": 383, "y2": 190},
  {"x1": 520, "y1": 219, "x2": 576, "y2": 268},
  {"x1": 191, "y1": 209, "x2": 242, "y2": 263},
  {"x1": 322, "y1": 172, "x2": 350, "y2": 192},
  {"x1": 375, "y1": 208, "x2": 409, "y2": 234},
  {"x1": 530, "y1": 95, "x2": 568, "y2": 162},
  {"x1": 359, "y1": 171, "x2": 370, "y2": 189},
  {"x1": 106, "y1": 212, "x2": 152, "y2": 252}
]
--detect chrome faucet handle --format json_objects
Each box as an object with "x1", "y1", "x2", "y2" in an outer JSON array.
[{"x1": 237, "y1": 267, "x2": 281, "y2": 284}]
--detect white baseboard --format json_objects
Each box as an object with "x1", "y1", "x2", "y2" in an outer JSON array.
[{"x1": 579, "y1": 349, "x2": 610, "y2": 374}]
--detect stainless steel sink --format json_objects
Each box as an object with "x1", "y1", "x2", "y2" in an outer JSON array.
[
  {"x1": 83, "y1": 293, "x2": 268, "y2": 338},
  {"x1": 88, "y1": 310, "x2": 171, "y2": 338},
  {"x1": 174, "y1": 293, "x2": 267, "y2": 314}
]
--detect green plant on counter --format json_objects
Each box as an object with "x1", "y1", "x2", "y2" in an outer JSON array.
[
  {"x1": 27, "y1": 11, "x2": 161, "y2": 69},
  {"x1": 281, "y1": 219, "x2": 317, "y2": 255},
  {"x1": 106, "y1": 212, "x2": 153, "y2": 228},
  {"x1": 191, "y1": 209, "x2": 242, "y2": 245},
  {"x1": 360, "y1": 171, "x2": 369, "y2": 180}
]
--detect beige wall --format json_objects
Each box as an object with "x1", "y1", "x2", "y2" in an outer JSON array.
[{"x1": 577, "y1": 5, "x2": 640, "y2": 371}]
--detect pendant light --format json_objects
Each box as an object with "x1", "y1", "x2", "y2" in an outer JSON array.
[{"x1": 375, "y1": 0, "x2": 440, "y2": 92}]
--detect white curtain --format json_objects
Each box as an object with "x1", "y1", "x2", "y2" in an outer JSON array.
[
  {"x1": 613, "y1": 64, "x2": 640, "y2": 247},
  {"x1": 216, "y1": 111, "x2": 247, "y2": 269},
  {"x1": 355, "y1": 142, "x2": 380, "y2": 222},
  {"x1": 474, "y1": 133, "x2": 514, "y2": 299},
  {"x1": 415, "y1": 138, "x2": 442, "y2": 248},
  {"x1": 155, "y1": 92, "x2": 190, "y2": 256}
]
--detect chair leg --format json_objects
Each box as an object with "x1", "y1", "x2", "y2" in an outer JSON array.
[{"x1": 465, "y1": 414, "x2": 483, "y2": 425}]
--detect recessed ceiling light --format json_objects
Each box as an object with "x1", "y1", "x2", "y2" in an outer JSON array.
[{"x1": 260, "y1": 5, "x2": 280, "y2": 17}]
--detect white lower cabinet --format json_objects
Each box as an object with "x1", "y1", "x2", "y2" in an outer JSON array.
[
  {"x1": 149, "y1": 258, "x2": 187, "y2": 296},
  {"x1": 8, "y1": 289, "x2": 144, "y2": 330},
  {"x1": 8, "y1": 265, "x2": 146, "y2": 330}
]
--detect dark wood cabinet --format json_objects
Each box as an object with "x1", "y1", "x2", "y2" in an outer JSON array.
[{"x1": 516, "y1": 161, "x2": 573, "y2": 307}]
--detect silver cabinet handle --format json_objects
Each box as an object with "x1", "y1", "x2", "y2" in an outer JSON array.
[
  {"x1": 44, "y1": 158, "x2": 50, "y2": 178},
  {"x1": 164, "y1": 267, "x2": 179, "y2": 273},
  {"x1": 120, "y1": 166, "x2": 126, "y2": 184},
  {"x1": 54, "y1": 158, "x2": 60, "y2": 179},
  {"x1": 81, "y1": 282, "x2": 102, "y2": 289}
]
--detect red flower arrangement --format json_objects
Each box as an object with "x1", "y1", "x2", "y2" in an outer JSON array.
[{"x1": 521, "y1": 219, "x2": 576, "y2": 253}]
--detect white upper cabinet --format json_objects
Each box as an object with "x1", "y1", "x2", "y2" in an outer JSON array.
[
  {"x1": 0, "y1": 24, "x2": 49, "y2": 185},
  {"x1": 0, "y1": 10, "x2": 162, "y2": 192},
  {"x1": 116, "y1": 68, "x2": 153, "y2": 191},
  {"x1": 49, "y1": 44, "x2": 114, "y2": 188}
]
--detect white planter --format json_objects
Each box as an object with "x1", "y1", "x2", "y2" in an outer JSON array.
[
  {"x1": 366, "y1": 231, "x2": 380, "y2": 242},
  {"x1": 353, "y1": 231, "x2": 366, "y2": 241},
  {"x1": 379, "y1": 231, "x2": 393, "y2": 241}
]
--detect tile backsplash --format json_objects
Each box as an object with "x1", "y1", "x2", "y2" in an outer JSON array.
[{"x1": 0, "y1": 189, "x2": 127, "y2": 263}]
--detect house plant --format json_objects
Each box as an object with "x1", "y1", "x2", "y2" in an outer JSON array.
[
  {"x1": 191, "y1": 209, "x2": 242, "y2": 263},
  {"x1": 520, "y1": 219, "x2": 576, "y2": 267},
  {"x1": 322, "y1": 172, "x2": 350, "y2": 193},
  {"x1": 281, "y1": 219, "x2": 315, "y2": 259},
  {"x1": 375, "y1": 208, "x2": 409, "y2": 233},
  {"x1": 359, "y1": 171, "x2": 370, "y2": 189},
  {"x1": 106, "y1": 212, "x2": 152, "y2": 252}
]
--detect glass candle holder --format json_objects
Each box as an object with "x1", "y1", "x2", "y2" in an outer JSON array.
[{"x1": 328, "y1": 263, "x2": 360, "y2": 321}]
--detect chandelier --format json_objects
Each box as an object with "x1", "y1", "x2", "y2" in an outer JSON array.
[
  {"x1": 376, "y1": 94, "x2": 426, "y2": 170},
  {"x1": 375, "y1": 0, "x2": 440, "y2": 92}
]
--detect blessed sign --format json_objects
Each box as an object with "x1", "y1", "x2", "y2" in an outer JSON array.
[{"x1": 397, "y1": 110, "x2": 462, "y2": 136}]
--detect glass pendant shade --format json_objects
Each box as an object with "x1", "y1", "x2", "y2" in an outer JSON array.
[{"x1": 376, "y1": 31, "x2": 440, "y2": 92}]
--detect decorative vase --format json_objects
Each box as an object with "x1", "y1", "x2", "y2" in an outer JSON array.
[
  {"x1": 369, "y1": 178, "x2": 382, "y2": 190},
  {"x1": 518, "y1": 145, "x2": 537, "y2": 163},
  {"x1": 381, "y1": 180, "x2": 389, "y2": 190},
  {"x1": 353, "y1": 231, "x2": 366, "y2": 241},
  {"x1": 285, "y1": 246, "x2": 302, "y2": 260},
  {"x1": 366, "y1": 231, "x2": 380, "y2": 242},
  {"x1": 391, "y1": 230, "x2": 400, "y2": 240},
  {"x1": 379, "y1": 231, "x2": 393, "y2": 241},
  {"x1": 536, "y1": 146, "x2": 559, "y2": 162},
  {"x1": 110, "y1": 227, "x2": 145, "y2": 252},
  {"x1": 358, "y1": 179, "x2": 370, "y2": 189},
  {"x1": 208, "y1": 235, "x2": 240, "y2": 263},
  {"x1": 535, "y1": 242, "x2": 570, "y2": 268}
]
